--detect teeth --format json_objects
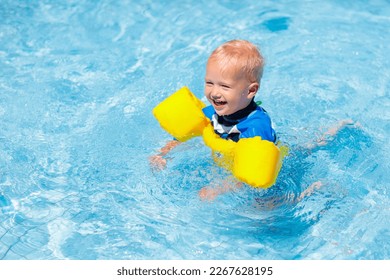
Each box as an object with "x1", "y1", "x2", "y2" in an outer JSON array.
[{"x1": 214, "y1": 100, "x2": 226, "y2": 105}]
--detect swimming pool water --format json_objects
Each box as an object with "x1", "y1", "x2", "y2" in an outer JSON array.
[{"x1": 0, "y1": 0, "x2": 389, "y2": 260}]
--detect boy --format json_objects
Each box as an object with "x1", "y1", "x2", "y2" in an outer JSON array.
[
  {"x1": 150, "y1": 40, "x2": 356, "y2": 201},
  {"x1": 150, "y1": 40, "x2": 275, "y2": 199}
]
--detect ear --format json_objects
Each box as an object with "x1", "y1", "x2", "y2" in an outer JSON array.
[{"x1": 247, "y1": 82, "x2": 259, "y2": 99}]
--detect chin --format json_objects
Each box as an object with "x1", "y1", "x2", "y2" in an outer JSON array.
[
  {"x1": 215, "y1": 110, "x2": 232, "y2": 116},
  {"x1": 212, "y1": 103, "x2": 235, "y2": 116}
]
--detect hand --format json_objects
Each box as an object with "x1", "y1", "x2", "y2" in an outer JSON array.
[
  {"x1": 149, "y1": 154, "x2": 167, "y2": 171},
  {"x1": 149, "y1": 140, "x2": 180, "y2": 171}
]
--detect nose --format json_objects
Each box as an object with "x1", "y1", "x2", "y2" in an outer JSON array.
[{"x1": 210, "y1": 87, "x2": 221, "y2": 99}]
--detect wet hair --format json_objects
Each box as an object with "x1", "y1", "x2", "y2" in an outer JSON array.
[{"x1": 208, "y1": 39, "x2": 264, "y2": 83}]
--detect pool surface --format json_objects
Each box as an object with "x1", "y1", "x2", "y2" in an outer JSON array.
[{"x1": 0, "y1": 0, "x2": 389, "y2": 259}]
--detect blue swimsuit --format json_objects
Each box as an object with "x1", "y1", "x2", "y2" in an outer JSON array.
[{"x1": 202, "y1": 100, "x2": 276, "y2": 143}]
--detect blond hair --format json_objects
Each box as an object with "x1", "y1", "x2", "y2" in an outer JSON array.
[{"x1": 208, "y1": 40, "x2": 264, "y2": 83}]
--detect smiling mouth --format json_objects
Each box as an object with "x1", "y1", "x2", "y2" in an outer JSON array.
[{"x1": 212, "y1": 99, "x2": 227, "y2": 107}]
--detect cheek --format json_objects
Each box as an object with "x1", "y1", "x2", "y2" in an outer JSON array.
[
  {"x1": 227, "y1": 93, "x2": 240, "y2": 103},
  {"x1": 204, "y1": 85, "x2": 211, "y2": 94}
]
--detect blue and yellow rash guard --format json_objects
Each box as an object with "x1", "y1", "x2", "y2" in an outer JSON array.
[{"x1": 202, "y1": 100, "x2": 277, "y2": 143}]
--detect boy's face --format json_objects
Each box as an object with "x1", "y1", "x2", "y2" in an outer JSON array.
[{"x1": 204, "y1": 59, "x2": 258, "y2": 116}]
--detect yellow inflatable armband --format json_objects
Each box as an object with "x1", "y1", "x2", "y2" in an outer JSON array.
[
  {"x1": 233, "y1": 137, "x2": 283, "y2": 188},
  {"x1": 152, "y1": 86, "x2": 209, "y2": 142},
  {"x1": 202, "y1": 124, "x2": 236, "y2": 170},
  {"x1": 202, "y1": 124, "x2": 236, "y2": 155}
]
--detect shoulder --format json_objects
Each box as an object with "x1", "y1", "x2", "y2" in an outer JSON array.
[{"x1": 237, "y1": 107, "x2": 276, "y2": 142}]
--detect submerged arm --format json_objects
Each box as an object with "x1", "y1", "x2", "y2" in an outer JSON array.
[{"x1": 306, "y1": 119, "x2": 358, "y2": 150}]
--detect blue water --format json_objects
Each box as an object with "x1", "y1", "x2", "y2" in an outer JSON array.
[{"x1": 0, "y1": 0, "x2": 389, "y2": 260}]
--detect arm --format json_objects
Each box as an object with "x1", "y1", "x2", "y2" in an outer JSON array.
[{"x1": 149, "y1": 140, "x2": 181, "y2": 170}]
